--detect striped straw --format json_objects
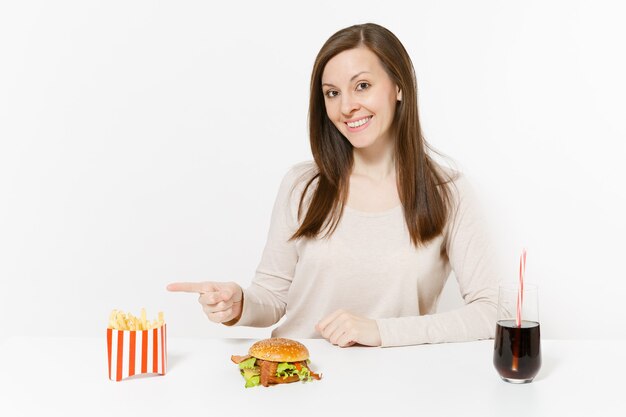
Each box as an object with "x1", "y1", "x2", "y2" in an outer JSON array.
[{"x1": 516, "y1": 249, "x2": 527, "y2": 327}]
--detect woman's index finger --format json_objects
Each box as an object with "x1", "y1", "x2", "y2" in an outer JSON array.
[{"x1": 166, "y1": 282, "x2": 217, "y2": 293}]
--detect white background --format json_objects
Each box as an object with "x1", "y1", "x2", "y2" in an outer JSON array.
[{"x1": 1, "y1": 0, "x2": 624, "y2": 341}]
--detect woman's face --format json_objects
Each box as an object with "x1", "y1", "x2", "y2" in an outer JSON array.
[{"x1": 321, "y1": 47, "x2": 402, "y2": 150}]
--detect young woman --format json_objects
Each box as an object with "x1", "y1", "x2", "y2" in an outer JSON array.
[{"x1": 168, "y1": 23, "x2": 499, "y2": 348}]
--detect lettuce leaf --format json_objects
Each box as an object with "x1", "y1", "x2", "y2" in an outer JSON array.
[
  {"x1": 238, "y1": 357, "x2": 257, "y2": 370},
  {"x1": 276, "y1": 362, "x2": 297, "y2": 377},
  {"x1": 241, "y1": 367, "x2": 261, "y2": 388},
  {"x1": 298, "y1": 366, "x2": 311, "y2": 381},
  {"x1": 275, "y1": 362, "x2": 312, "y2": 382}
]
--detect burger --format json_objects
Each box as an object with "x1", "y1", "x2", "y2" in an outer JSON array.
[{"x1": 231, "y1": 338, "x2": 322, "y2": 388}]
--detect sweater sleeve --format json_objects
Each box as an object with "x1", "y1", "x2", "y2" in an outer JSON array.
[
  {"x1": 375, "y1": 174, "x2": 500, "y2": 347},
  {"x1": 231, "y1": 163, "x2": 311, "y2": 328}
]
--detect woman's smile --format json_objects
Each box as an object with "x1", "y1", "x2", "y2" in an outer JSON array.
[{"x1": 345, "y1": 116, "x2": 373, "y2": 132}]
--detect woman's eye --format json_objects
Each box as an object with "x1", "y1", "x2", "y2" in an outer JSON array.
[{"x1": 324, "y1": 83, "x2": 369, "y2": 99}]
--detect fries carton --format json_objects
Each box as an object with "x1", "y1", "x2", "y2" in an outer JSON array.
[{"x1": 106, "y1": 309, "x2": 167, "y2": 381}]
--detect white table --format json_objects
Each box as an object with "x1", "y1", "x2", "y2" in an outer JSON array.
[{"x1": 0, "y1": 337, "x2": 623, "y2": 417}]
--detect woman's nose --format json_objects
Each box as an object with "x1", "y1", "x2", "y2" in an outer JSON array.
[{"x1": 340, "y1": 93, "x2": 360, "y2": 116}]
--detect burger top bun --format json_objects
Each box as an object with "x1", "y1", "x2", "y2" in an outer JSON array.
[{"x1": 248, "y1": 338, "x2": 310, "y2": 362}]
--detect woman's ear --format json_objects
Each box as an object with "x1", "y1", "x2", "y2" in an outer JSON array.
[{"x1": 396, "y1": 86, "x2": 402, "y2": 102}]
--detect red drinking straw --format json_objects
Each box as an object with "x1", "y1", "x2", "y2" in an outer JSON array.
[{"x1": 516, "y1": 249, "x2": 527, "y2": 328}]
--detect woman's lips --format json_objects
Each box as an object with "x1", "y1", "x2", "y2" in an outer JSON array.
[{"x1": 345, "y1": 116, "x2": 372, "y2": 132}]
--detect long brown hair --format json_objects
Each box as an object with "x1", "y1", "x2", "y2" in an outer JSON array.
[{"x1": 290, "y1": 23, "x2": 454, "y2": 247}]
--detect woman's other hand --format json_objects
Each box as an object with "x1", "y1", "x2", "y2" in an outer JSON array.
[{"x1": 316, "y1": 309, "x2": 382, "y2": 347}]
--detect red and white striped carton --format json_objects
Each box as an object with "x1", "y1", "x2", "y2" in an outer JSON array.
[{"x1": 106, "y1": 324, "x2": 167, "y2": 381}]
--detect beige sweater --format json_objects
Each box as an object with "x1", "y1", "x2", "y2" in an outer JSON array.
[{"x1": 234, "y1": 161, "x2": 499, "y2": 347}]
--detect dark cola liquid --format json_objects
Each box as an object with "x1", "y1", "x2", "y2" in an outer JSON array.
[{"x1": 493, "y1": 320, "x2": 541, "y2": 382}]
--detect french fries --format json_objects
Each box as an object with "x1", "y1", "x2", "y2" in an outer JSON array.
[{"x1": 108, "y1": 308, "x2": 165, "y2": 331}]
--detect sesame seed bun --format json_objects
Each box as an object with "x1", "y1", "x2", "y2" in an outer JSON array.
[{"x1": 248, "y1": 338, "x2": 309, "y2": 362}]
